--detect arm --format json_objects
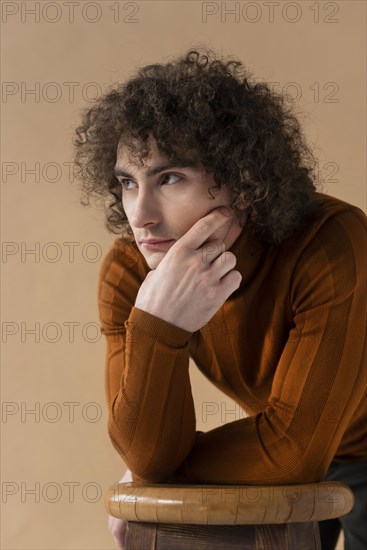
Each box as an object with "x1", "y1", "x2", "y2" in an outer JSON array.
[
  {"x1": 99, "y1": 207, "x2": 240, "y2": 482},
  {"x1": 98, "y1": 241, "x2": 197, "y2": 482},
  {"x1": 171, "y1": 207, "x2": 367, "y2": 484}
]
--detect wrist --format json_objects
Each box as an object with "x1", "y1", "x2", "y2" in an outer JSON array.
[{"x1": 134, "y1": 303, "x2": 175, "y2": 327}]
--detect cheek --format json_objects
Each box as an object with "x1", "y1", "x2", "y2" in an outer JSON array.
[
  {"x1": 122, "y1": 200, "x2": 133, "y2": 224},
  {"x1": 121, "y1": 196, "x2": 127, "y2": 213}
]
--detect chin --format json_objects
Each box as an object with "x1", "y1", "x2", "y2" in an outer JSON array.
[{"x1": 144, "y1": 253, "x2": 165, "y2": 269}]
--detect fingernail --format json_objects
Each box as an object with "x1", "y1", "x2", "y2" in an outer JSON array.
[{"x1": 220, "y1": 207, "x2": 231, "y2": 216}]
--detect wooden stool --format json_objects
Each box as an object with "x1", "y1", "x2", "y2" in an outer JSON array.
[{"x1": 105, "y1": 481, "x2": 354, "y2": 549}]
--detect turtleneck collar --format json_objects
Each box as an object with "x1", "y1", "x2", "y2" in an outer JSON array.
[{"x1": 227, "y1": 222, "x2": 268, "y2": 289}]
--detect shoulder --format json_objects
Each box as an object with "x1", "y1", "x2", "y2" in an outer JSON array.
[
  {"x1": 286, "y1": 192, "x2": 366, "y2": 258},
  {"x1": 287, "y1": 193, "x2": 366, "y2": 308},
  {"x1": 313, "y1": 192, "x2": 366, "y2": 226}
]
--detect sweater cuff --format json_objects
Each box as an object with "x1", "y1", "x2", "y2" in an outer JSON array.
[{"x1": 126, "y1": 306, "x2": 193, "y2": 348}]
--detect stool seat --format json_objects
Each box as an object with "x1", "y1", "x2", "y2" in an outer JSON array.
[
  {"x1": 105, "y1": 481, "x2": 354, "y2": 525},
  {"x1": 105, "y1": 481, "x2": 354, "y2": 549}
]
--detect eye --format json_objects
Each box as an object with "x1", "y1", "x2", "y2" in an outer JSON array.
[
  {"x1": 119, "y1": 178, "x2": 134, "y2": 190},
  {"x1": 162, "y1": 173, "x2": 182, "y2": 185},
  {"x1": 119, "y1": 173, "x2": 182, "y2": 191}
]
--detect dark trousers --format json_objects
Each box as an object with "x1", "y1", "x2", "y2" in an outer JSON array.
[{"x1": 319, "y1": 459, "x2": 367, "y2": 550}]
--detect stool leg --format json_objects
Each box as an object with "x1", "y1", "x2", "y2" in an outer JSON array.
[
  {"x1": 124, "y1": 521, "x2": 322, "y2": 550},
  {"x1": 287, "y1": 522, "x2": 322, "y2": 550},
  {"x1": 124, "y1": 522, "x2": 157, "y2": 550}
]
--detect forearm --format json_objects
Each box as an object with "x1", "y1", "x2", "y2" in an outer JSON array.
[{"x1": 108, "y1": 306, "x2": 197, "y2": 482}]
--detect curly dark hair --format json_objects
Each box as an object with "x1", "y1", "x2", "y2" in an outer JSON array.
[{"x1": 73, "y1": 45, "x2": 325, "y2": 245}]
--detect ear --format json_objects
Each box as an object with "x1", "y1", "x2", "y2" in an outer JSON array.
[{"x1": 233, "y1": 196, "x2": 249, "y2": 210}]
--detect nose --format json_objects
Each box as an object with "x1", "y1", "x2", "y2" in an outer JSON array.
[{"x1": 126, "y1": 188, "x2": 161, "y2": 229}]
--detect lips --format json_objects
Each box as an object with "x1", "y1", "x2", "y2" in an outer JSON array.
[{"x1": 140, "y1": 239, "x2": 173, "y2": 244}]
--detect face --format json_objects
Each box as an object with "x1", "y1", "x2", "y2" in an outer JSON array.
[{"x1": 114, "y1": 136, "x2": 249, "y2": 270}]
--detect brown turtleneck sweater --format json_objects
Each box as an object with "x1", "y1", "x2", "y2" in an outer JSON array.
[{"x1": 98, "y1": 192, "x2": 367, "y2": 484}]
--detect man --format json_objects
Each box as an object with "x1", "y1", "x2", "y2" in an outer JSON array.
[{"x1": 73, "y1": 47, "x2": 366, "y2": 550}]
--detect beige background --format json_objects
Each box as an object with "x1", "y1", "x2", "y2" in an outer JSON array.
[{"x1": 1, "y1": 1, "x2": 366, "y2": 548}]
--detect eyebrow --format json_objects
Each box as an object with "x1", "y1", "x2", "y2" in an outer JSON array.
[{"x1": 113, "y1": 159, "x2": 201, "y2": 179}]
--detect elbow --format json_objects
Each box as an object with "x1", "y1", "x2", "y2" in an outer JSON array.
[
  {"x1": 275, "y1": 455, "x2": 331, "y2": 484},
  {"x1": 127, "y1": 460, "x2": 184, "y2": 484},
  {"x1": 287, "y1": 465, "x2": 325, "y2": 484},
  {"x1": 130, "y1": 470, "x2": 172, "y2": 484},
  {"x1": 297, "y1": 459, "x2": 332, "y2": 483},
  {"x1": 107, "y1": 427, "x2": 181, "y2": 483}
]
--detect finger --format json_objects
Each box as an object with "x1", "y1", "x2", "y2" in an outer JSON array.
[
  {"x1": 211, "y1": 249, "x2": 238, "y2": 277},
  {"x1": 219, "y1": 267, "x2": 242, "y2": 294},
  {"x1": 178, "y1": 206, "x2": 233, "y2": 251},
  {"x1": 200, "y1": 237, "x2": 227, "y2": 265}
]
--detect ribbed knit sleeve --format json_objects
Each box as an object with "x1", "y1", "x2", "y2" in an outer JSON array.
[
  {"x1": 175, "y1": 207, "x2": 367, "y2": 484},
  {"x1": 98, "y1": 241, "x2": 197, "y2": 482}
]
